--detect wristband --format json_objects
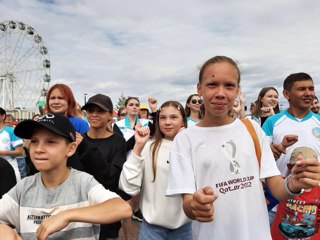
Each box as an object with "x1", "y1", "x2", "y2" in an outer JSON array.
[{"x1": 284, "y1": 175, "x2": 304, "y2": 197}]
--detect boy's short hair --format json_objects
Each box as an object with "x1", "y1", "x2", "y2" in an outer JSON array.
[
  {"x1": 0, "y1": 107, "x2": 6, "y2": 116},
  {"x1": 14, "y1": 113, "x2": 76, "y2": 142},
  {"x1": 283, "y1": 72, "x2": 313, "y2": 91}
]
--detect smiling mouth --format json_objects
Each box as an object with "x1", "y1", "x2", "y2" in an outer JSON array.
[
  {"x1": 34, "y1": 158, "x2": 47, "y2": 161},
  {"x1": 213, "y1": 102, "x2": 226, "y2": 107}
]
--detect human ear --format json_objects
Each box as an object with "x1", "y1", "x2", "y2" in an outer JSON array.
[
  {"x1": 67, "y1": 142, "x2": 77, "y2": 157},
  {"x1": 197, "y1": 82, "x2": 202, "y2": 97},
  {"x1": 283, "y1": 89, "x2": 289, "y2": 100}
]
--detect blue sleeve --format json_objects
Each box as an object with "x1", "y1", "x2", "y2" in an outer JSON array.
[
  {"x1": 6, "y1": 127, "x2": 23, "y2": 148},
  {"x1": 68, "y1": 117, "x2": 90, "y2": 134},
  {"x1": 262, "y1": 117, "x2": 273, "y2": 137}
]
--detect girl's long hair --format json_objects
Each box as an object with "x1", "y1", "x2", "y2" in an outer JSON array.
[
  {"x1": 150, "y1": 101, "x2": 187, "y2": 181},
  {"x1": 252, "y1": 87, "x2": 280, "y2": 118}
]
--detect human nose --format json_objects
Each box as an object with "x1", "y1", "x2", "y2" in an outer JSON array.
[
  {"x1": 305, "y1": 89, "x2": 313, "y2": 96},
  {"x1": 164, "y1": 118, "x2": 171, "y2": 125},
  {"x1": 216, "y1": 86, "x2": 226, "y2": 97},
  {"x1": 91, "y1": 110, "x2": 98, "y2": 116},
  {"x1": 34, "y1": 142, "x2": 44, "y2": 152}
]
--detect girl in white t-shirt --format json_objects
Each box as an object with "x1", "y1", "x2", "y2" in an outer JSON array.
[{"x1": 119, "y1": 101, "x2": 192, "y2": 240}]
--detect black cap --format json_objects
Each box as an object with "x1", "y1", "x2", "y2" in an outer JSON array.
[
  {"x1": 82, "y1": 94, "x2": 113, "y2": 112},
  {"x1": 14, "y1": 113, "x2": 76, "y2": 142}
]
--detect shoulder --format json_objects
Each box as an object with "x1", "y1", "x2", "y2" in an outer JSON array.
[
  {"x1": 3, "y1": 126, "x2": 20, "y2": 139},
  {"x1": 265, "y1": 111, "x2": 286, "y2": 123},
  {"x1": 71, "y1": 168, "x2": 95, "y2": 181},
  {"x1": 3, "y1": 126, "x2": 14, "y2": 133},
  {"x1": 310, "y1": 112, "x2": 320, "y2": 121},
  {"x1": 111, "y1": 132, "x2": 126, "y2": 143},
  {"x1": 7, "y1": 173, "x2": 39, "y2": 199},
  {"x1": 68, "y1": 169, "x2": 101, "y2": 190},
  {"x1": 138, "y1": 118, "x2": 150, "y2": 126},
  {"x1": 68, "y1": 116, "x2": 88, "y2": 125},
  {"x1": 262, "y1": 111, "x2": 286, "y2": 132},
  {"x1": 68, "y1": 116, "x2": 89, "y2": 133},
  {"x1": 115, "y1": 119, "x2": 125, "y2": 127}
]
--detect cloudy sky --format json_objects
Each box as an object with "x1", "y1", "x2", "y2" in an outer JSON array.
[{"x1": 1, "y1": 0, "x2": 319, "y2": 110}]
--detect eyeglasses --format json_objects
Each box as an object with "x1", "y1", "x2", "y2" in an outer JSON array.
[{"x1": 191, "y1": 99, "x2": 203, "y2": 105}]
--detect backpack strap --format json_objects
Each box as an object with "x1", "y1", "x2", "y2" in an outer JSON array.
[
  {"x1": 241, "y1": 119, "x2": 280, "y2": 209},
  {"x1": 241, "y1": 118, "x2": 261, "y2": 167}
]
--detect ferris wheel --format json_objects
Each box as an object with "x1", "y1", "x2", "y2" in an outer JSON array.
[{"x1": 0, "y1": 20, "x2": 50, "y2": 111}]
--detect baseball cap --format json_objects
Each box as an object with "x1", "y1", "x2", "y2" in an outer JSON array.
[
  {"x1": 82, "y1": 94, "x2": 113, "y2": 112},
  {"x1": 287, "y1": 146, "x2": 318, "y2": 170},
  {"x1": 140, "y1": 103, "x2": 149, "y2": 110},
  {"x1": 14, "y1": 113, "x2": 76, "y2": 142}
]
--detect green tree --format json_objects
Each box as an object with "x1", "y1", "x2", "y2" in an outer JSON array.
[{"x1": 115, "y1": 93, "x2": 127, "y2": 110}]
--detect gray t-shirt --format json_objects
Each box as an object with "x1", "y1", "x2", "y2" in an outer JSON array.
[{"x1": 0, "y1": 168, "x2": 119, "y2": 239}]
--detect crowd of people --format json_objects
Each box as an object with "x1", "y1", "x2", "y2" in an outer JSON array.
[{"x1": 0, "y1": 55, "x2": 320, "y2": 240}]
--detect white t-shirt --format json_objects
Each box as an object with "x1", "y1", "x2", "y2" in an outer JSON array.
[
  {"x1": 167, "y1": 118, "x2": 280, "y2": 240},
  {"x1": 119, "y1": 139, "x2": 190, "y2": 229},
  {"x1": 263, "y1": 110, "x2": 320, "y2": 176}
]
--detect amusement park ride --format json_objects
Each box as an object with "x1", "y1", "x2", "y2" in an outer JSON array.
[{"x1": 0, "y1": 20, "x2": 51, "y2": 119}]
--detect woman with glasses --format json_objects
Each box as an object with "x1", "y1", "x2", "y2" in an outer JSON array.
[
  {"x1": 117, "y1": 106, "x2": 127, "y2": 121},
  {"x1": 185, "y1": 94, "x2": 203, "y2": 126}
]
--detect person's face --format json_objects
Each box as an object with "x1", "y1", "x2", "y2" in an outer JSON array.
[
  {"x1": 187, "y1": 96, "x2": 203, "y2": 112},
  {"x1": 48, "y1": 88, "x2": 68, "y2": 115},
  {"x1": 159, "y1": 106, "x2": 184, "y2": 141},
  {"x1": 118, "y1": 110, "x2": 127, "y2": 120},
  {"x1": 261, "y1": 89, "x2": 279, "y2": 108},
  {"x1": 126, "y1": 99, "x2": 140, "y2": 116},
  {"x1": 5, "y1": 116, "x2": 14, "y2": 127},
  {"x1": 310, "y1": 98, "x2": 319, "y2": 113},
  {"x1": 283, "y1": 80, "x2": 315, "y2": 112},
  {"x1": 29, "y1": 128, "x2": 76, "y2": 173},
  {"x1": 86, "y1": 105, "x2": 112, "y2": 129},
  {"x1": 197, "y1": 62, "x2": 239, "y2": 120},
  {"x1": 139, "y1": 109, "x2": 149, "y2": 119}
]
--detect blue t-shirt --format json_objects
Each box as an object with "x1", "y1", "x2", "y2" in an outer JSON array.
[{"x1": 68, "y1": 116, "x2": 89, "y2": 134}]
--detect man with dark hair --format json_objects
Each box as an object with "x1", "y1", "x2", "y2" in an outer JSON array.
[
  {"x1": 282, "y1": 72, "x2": 313, "y2": 91},
  {"x1": 263, "y1": 72, "x2": 320, "y2": 239},
  {"x1": 0, "y1": 107, "x2": 24, "y2": 181}
]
